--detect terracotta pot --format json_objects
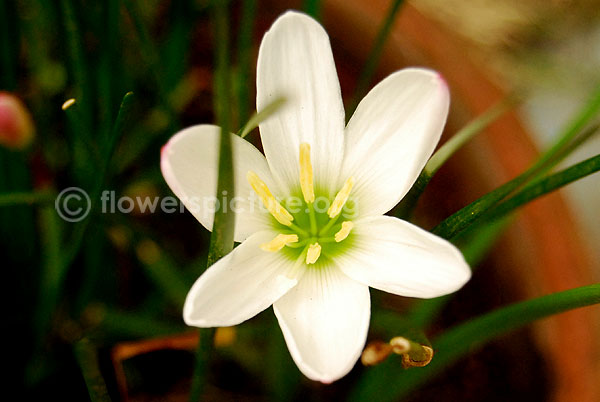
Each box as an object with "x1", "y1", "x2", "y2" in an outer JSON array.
[{"x1": 261, "y1": 0, "x2": 600, "y2": 400}]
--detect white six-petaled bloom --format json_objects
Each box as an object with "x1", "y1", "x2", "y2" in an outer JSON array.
[{"x1": 160, "y1": 11, "x2": 470, "y2": 383}]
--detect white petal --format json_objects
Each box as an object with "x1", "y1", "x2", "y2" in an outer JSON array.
[
  {"x1": 273, "y1": 264, "x2": 370, "y2": 383},
  {"x1": 337, "y1": 215, "x2": 470, "y2": 298},
  {"x1": 341, "y1": 68, "x2": 449, "y2": 218},
  {"x1": 183, "y1": 231, "x2": 304, "y2": 327},
  {"x1": 161, "y1": 124, "x2": 279, "y2": 242},
  {"x1": 257, "y1": 11, "x2": 345, "y2": 197}
]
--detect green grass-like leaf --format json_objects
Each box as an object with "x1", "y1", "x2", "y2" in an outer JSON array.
[
  {"x1": 348, "y1": 0, "x2": 405, "y2": 115},
  {"x1": 407, "y1": 216, "x2": 512, "y2": 329},
  {"x1": 239, "y1": 96, "x2": 287, "y2": 138},
  {"x1": 74, "y1": 338, "x2": 112, "y2": 402},
  {"x1": 396, "y1": 97, "x2": 516, "y2": 219},
  {"x1": 0, "y1": 191, "x2": 55, "y2": 207},
  {"x1": 351, "y1": 284, "x2": 600, "y2": 402},
  {"x1": 236, "y1": 0, "x2": 257, "y2": 126},
  {"x1": 484, "y1": 150, "x2": 600, "y2": 224},
  {"x1": 61, "y1": 0, "x2": 93, "y2": 139},
  {"x1": 433, "y1": 87, "x2": 600, "y2": 240},
  {"x1": 189, "y1": 3, "x2": 235, "y2": 401}
]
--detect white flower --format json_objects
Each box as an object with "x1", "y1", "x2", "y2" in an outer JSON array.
[{"x1": 161, "y1": 11, "x2": 470, "y2": 383}]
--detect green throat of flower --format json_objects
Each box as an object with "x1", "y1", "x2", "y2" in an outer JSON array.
[{"x1": 247, "y1": 143, "x2": 355, "y2": 266}]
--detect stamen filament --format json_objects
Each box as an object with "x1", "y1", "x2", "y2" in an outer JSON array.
[
  {"x1": 308, "y1": 202, "x2": 318, "y2": 235},
  {"x1": 299, "y1": 143, "x2": 315, "y2": 203},
  {"x1": 306, "y1": 242, "x2": 322, "y2": 264},
  {"x1": 285, "y1": 239, "x2": 309, "y2": 248},
  {"x1": 260, "y1": 234, "x2": 299, "y2": 252},
  {"x1": 247, "y1": 171, "x2": 294, "y2": 226},
  {"x1": 288, "y1": 222, "x2": 310, "y2": 238},
  {"x1": 328, "y1": 176, "x2": 354, "y2": 218},
  {"x1": 334, "y1": 221, "x2": 354, "y2": 242},
  {"x1": 318, "y1": 213, "x2": 341, "y2": 237}
]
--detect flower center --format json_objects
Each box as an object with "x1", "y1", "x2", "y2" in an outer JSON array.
[{"x1": 247, "y1": 143, "x2": 355, "y2": 265}]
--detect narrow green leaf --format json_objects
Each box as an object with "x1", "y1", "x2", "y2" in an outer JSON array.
[
  {"x1": 31, "y1": 93, "x2": 135, "y2": 362},
  {"x1": 407, "y1": 216, "x2": 512, "y2": 328},
  {"x1": 351, "y1": 284, "x2": 600, "y2": 402},
  {"x1": 429, "y1": 97, "x2": 519, "y2": 178},
  {"x1": 433, "y1": 87, "x2": 600, "y2": 240},
  {"x1": 396, "y1": 97, "x2": 515, "y2": 218},
  {"x1": 348, "y1": 0, "x2": 405, "y2": 115},
  {"x1": 102, "y1": 92, "x2": 135, "y2": 161},
  {"x1": 236, "y1": 0, "x2": 256, "y2": 126},
  {"x1": 0, "y1": 191, "x2": 55, "y2": 207},
  {"x1": 74, "y1": 338, "x2": 112, "y2": 402},
  {"x1": 63, "y1": 99, "x2": 99, "y2": 183},
  {"x1": 190, "y1": 4, "x2": 234, "y2": 401},
  {"x1": 34, "y1": 206, "x2": 64, "y2": 345},
  {"x1": 190, "y1": 328, "x2": 215, "y2": 401},
  {"x1": 484, "y1": 151, "x2": 600, "y2": 224},
  {"x1": 432, "y1": 174, "x2": 529, "y2": 240},
  {"x1": 164, "y1": 1, "x2": 194, "y2": 91},
  {"x1": 97, "y1": 0, "x2": 120, "y2": 142},
  {"x1": 265, "y1": 318, "x2": 301, "y2": 401},
  {"x1": 238, "y1": 96, "x2": 287, "y2": 138},
  {"x1": 206, "y1": 4, "x2": 235, "y2": 266},
  {"x1": 122, "y1": 0, "x2": 177, "y2": 130},
  {"x1": 537, "y1": 84, "x2": 600, "y2": 169},
  {"x1": 61, "y1": 0, "x2": 92, "y2": 137},
  {"x1": 61, "y1": 92, "x2": 135, "y2": 271}
]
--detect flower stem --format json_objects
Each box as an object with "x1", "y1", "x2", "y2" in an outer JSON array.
[
  {"x1": 190, "y1": 4, "x2": 233, "y2": 400},
  {"x1": 74, "y1": 338, "x2": 112, "y2": 402}
]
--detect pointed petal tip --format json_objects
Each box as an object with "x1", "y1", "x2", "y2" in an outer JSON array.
[
  {"x1": 437, "y1": 72, "x2": 448, "y2": 88},
  {"x1": 279, "y1": 9, "x2": 316, "y2": 22},
  {"x1": 391, "y1": 67, "x2": 449, "y2": 92},
  {"x1": 160, "y1": 142, "x2": 171, "y2": 159},
  {"x1": 265, "y1": 9, "x2": 328, "y2": 42},
  {"x1": 273, "y1": 267, "x2": 369, "y2": 384}
]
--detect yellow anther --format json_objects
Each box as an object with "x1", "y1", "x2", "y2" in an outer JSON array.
[
  {"x1": 334, "y1": 221, "x2": 354, "y2": 242},
  {"x1": 306, "y1": 242, "x2": 322, "y2": 264},
  {"x1": 260, "y1": 234, "x2": 299, "y2": 252},
  {"x1": 62, "y1": 98, "x2": 76, "y2": 110},
  {"x1": 328, "y1": 177, "x2": 354, "y2": 218},
  {"x1": 247, "y1": 171, "x2": 294, "y2": 226},
  {"x1": 299, "y1": 143, "x2": 315, "y2": 203}
]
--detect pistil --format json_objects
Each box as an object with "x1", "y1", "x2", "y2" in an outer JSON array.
[{"x1": 254, "y1": 144, "x2": 355, "y2": 265}]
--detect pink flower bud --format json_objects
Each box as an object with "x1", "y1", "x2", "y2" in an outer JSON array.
[{"x1": 0, "y1": 92, "x2": 35, "y2": 150}]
